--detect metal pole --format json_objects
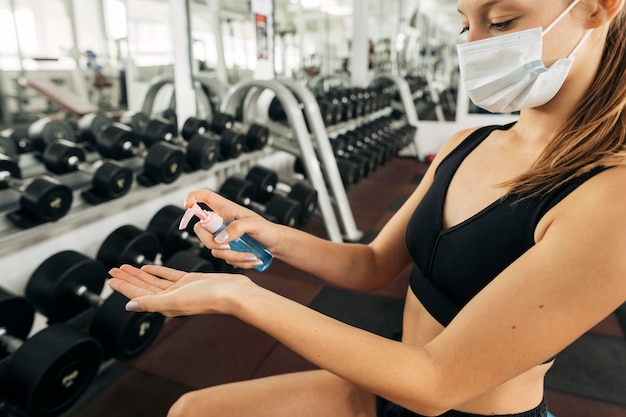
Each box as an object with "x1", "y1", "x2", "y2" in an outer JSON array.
[
  {"x1": 351, "y1": 0, "x2": 369, "y2": 87},
  {"x1": 170, "y1": 0, "x2": 197, "y2": 128}
]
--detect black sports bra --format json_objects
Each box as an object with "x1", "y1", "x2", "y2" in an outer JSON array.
[{"x1": 406, "y1": 123, "x2": 606, "y2": 327}]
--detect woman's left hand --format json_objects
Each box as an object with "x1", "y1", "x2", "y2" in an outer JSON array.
[{"x1": 108, "y1": 264, "x2": 252, "y2": 317}]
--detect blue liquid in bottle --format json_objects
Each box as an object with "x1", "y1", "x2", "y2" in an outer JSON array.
[
  {"x1": 179, "y1": 203, "x2": 273, "y2": 271},
  {"x1": 211, "y1": 221, "x2": 273, "y2": 271}
]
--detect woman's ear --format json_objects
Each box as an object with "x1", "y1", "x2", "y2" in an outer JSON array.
[{"x1": 586, "y1": 0, "x2": 625, "y2": 28}]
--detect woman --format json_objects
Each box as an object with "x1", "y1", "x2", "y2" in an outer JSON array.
[{"x1": 108, "y1": 1, "x2": 626, "y2": 416}]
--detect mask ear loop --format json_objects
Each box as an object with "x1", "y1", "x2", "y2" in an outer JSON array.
[
  {"x1": 543, "y1": 0, "x2": 582, "y2": 35},
  {"x1": 568, "y1": 29, "x2": 594, "y2": 57},
  {"x1": 542, "y1": 0, "x2": 592, "y2": 58}
]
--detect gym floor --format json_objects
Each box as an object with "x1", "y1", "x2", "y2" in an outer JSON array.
[{"x1": 65, "y1": 156, "x2": 626, "y2": 417}]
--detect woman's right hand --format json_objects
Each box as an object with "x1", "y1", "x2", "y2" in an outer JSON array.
[{"x1": 185, "y1": 189, "x2": 283, "y2": 269}]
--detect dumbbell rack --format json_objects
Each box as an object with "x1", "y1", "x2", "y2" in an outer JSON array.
[
  {"x1": 220, "y1": 79, "x2": 349, "y2": 243},
  {"x1": 222, "y1": 75, "x2": 420, "y2": 243},
  {"x1": 0, "y1": 146, "x2": 277, "y2": 295}
]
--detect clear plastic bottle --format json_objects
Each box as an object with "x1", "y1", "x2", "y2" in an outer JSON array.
[{"x1": 179, "y1": 203, "x2": 273, "y2": 271}]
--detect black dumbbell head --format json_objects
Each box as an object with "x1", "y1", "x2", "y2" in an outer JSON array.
[
  {"x1": 181, "y1": 117, "x2": 210, "y2": 141},
  {"x1": 90, "y1": 161, "x2": 134, "y2": 200},
  {"x1": 90, "y1": 292, "x2": 164, "y2": 361},
  {"x1": 20, "y1": 177, "x2": 73, "y2": 222},
  {"x1": 0, "y1": 135, "x2": 18, "y2": 159},
  {"x1": 219, "y1": 176, "x2": 256, "y2": 206},
  {"x1": 245, "y1": 166, "x2": 277, "y2": 204},
  {"x1": 142, "y1": 142, "x2": 185, "y2": 184},
  {"x1": 97, "y1": 225, "x2": 161, "y2": 269},
  {"x1": 210, "y1": 112, "x2": 235, "y2": 133},
  {"x1": 42, "y1": 142, "x2": 86, "y2": 175},
  {"x1": 98, "y1": 123, "x2": 142, "y2": 160},
  {"x1": 26, "y1": 250, "x2": 106, "y2": 322},
  {"x1": 78, "y1": 113, "x2": 113, "y2": 143},
  {"x1": 0, "y1": 323, "x2": 102, "y2": 417},
  {"x1": 147, "y1": 205, "x2": 191, "y2": 259},
  {"x1": 0, "y1": 288, "x2": 35, "y2": 357},
  {"x1": 244, "y1": 124, "x2": 269, "y2": 151},
  {"x1": 120, "y1": 111, "x2": 150, "y2": 135},
  {"x1": 186, "y1": 134, "x2": 219, "y2": 171}
]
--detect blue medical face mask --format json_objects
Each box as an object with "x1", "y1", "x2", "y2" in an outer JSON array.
[{"x1": 456, "y1": 0, "x2": 592, "y2": 113}]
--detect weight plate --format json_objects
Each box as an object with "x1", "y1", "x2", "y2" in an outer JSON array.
[
  {"x1": 96, "y1": 225, "x2": 160, "y2": 269},
  {"x1": 91, "y1": 161, "x2": 133, "y2": 199},
  {"x1": 97, "y1": 124, "x2": 141, "y2": 160},
  {"x1": 91, "y1": 292, "x2": 164, "y2": 361},
  {"x1": 42, "y1": 142, "x2": 86, "y2": 175},
  {"x1": 181, "y1": 117, "x2": 210, "y2": 141},
  {"x1": 21, "y1": 177, "x2": 73, "y2": 222},
  {"x1": 0, "y1": 323, "x2": 102, "y2": 417},
  {"x1": 143, "y1": 142, "x2": 185, "y2": 184},
  {"x1": 26, "y1": 250, "x2": 106, "y2": 323},
  {"x1": 186, "y1": 134, "x2": 219, "y2": 171}
]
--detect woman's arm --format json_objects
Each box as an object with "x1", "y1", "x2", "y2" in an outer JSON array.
[
  {"x1": 109, "y1": 165, "x2": 626, "y2": 415},
  {"x1": 185, "y1": 128, "x2": 475, "y2": 291}
]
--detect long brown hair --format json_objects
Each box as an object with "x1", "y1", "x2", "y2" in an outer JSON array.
[{"x1": 507, "y1": 3, "x2": 626, "y2": 197}]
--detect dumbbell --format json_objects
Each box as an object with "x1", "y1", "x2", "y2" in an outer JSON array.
[
  {"x1": 76, "y1": 112, "x2": 113, "y2": 144},
  {"x1": 96, "y1": 123, "x2": 185, "y2": 186},
  {"x1": 118, "y1": 110, "x2": 150, "y2": 135},
  {"x1": 141, "y1": 117, "x2": 219, "y2": 171},
  {"x1": 329, "y1": 136, "x2": 372, "y2": 179},
  {"x1": 336, "y1": 133, "x2": 383, "y2": 172},
  {"x1": 24, "y1": 118, "x2": 77, "y2": 153},
  {"x1": 0, "y1": 125, "x2": 30, "y2": 155},
  {"x1": 146, "y1": 205, "x2": 232, "y2": 272},
  {"x1": 0, "y1": 134, "x2": 19, "y2": 161},
  {"x1": 25, "y1": 250, "x2": 164, "y2": 362},
  {"x1": 158, "y1": 108, "x2": 178, "y2": 132},
  {"x1": 309, "y1": 95, "x2": 340, "y2": 126},
  {"x1": 245, "y1": 166, "x2": 318, "y2": 227},
  {"x1": 40, "y1": 141, "x2": 133, "y2": 204},
  {"x1": 0, "y1": 288, "x2": 102, "y2": 417},
  {"x1": 219, "y1": 176, "x2": 302, "y2": 228},
  {"x1": 96, "y1": 224, "x2": 217, "y2": 273},
  {"x1": 0, "y1": 156, "x2": 73, "y2": 228},
  {"x1": 210, "y1": 111, "x2": 270, "y2": 152},
  {"x1": 294, "y1": 154, "x2": 361, "y2": 189}
]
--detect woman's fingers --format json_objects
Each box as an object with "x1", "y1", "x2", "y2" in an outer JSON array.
[
  {"x1": 108, "y1": 264, "x2": 180, "y2": 298},
  {"x1": 185, "y1": 189, "x2": 253, "y2": 221},
  {"x1": 210, "y1": 248, "x2": 265, "y2": 269}
]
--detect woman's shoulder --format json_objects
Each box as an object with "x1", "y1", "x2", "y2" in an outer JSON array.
[{"x1": 538, "y1": 163, "x2": 626, "y2": 240}]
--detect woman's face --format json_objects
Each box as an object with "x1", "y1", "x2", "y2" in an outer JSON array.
[{"x1": 457, "y1": 0, "x2": 587, "y2": 66}]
